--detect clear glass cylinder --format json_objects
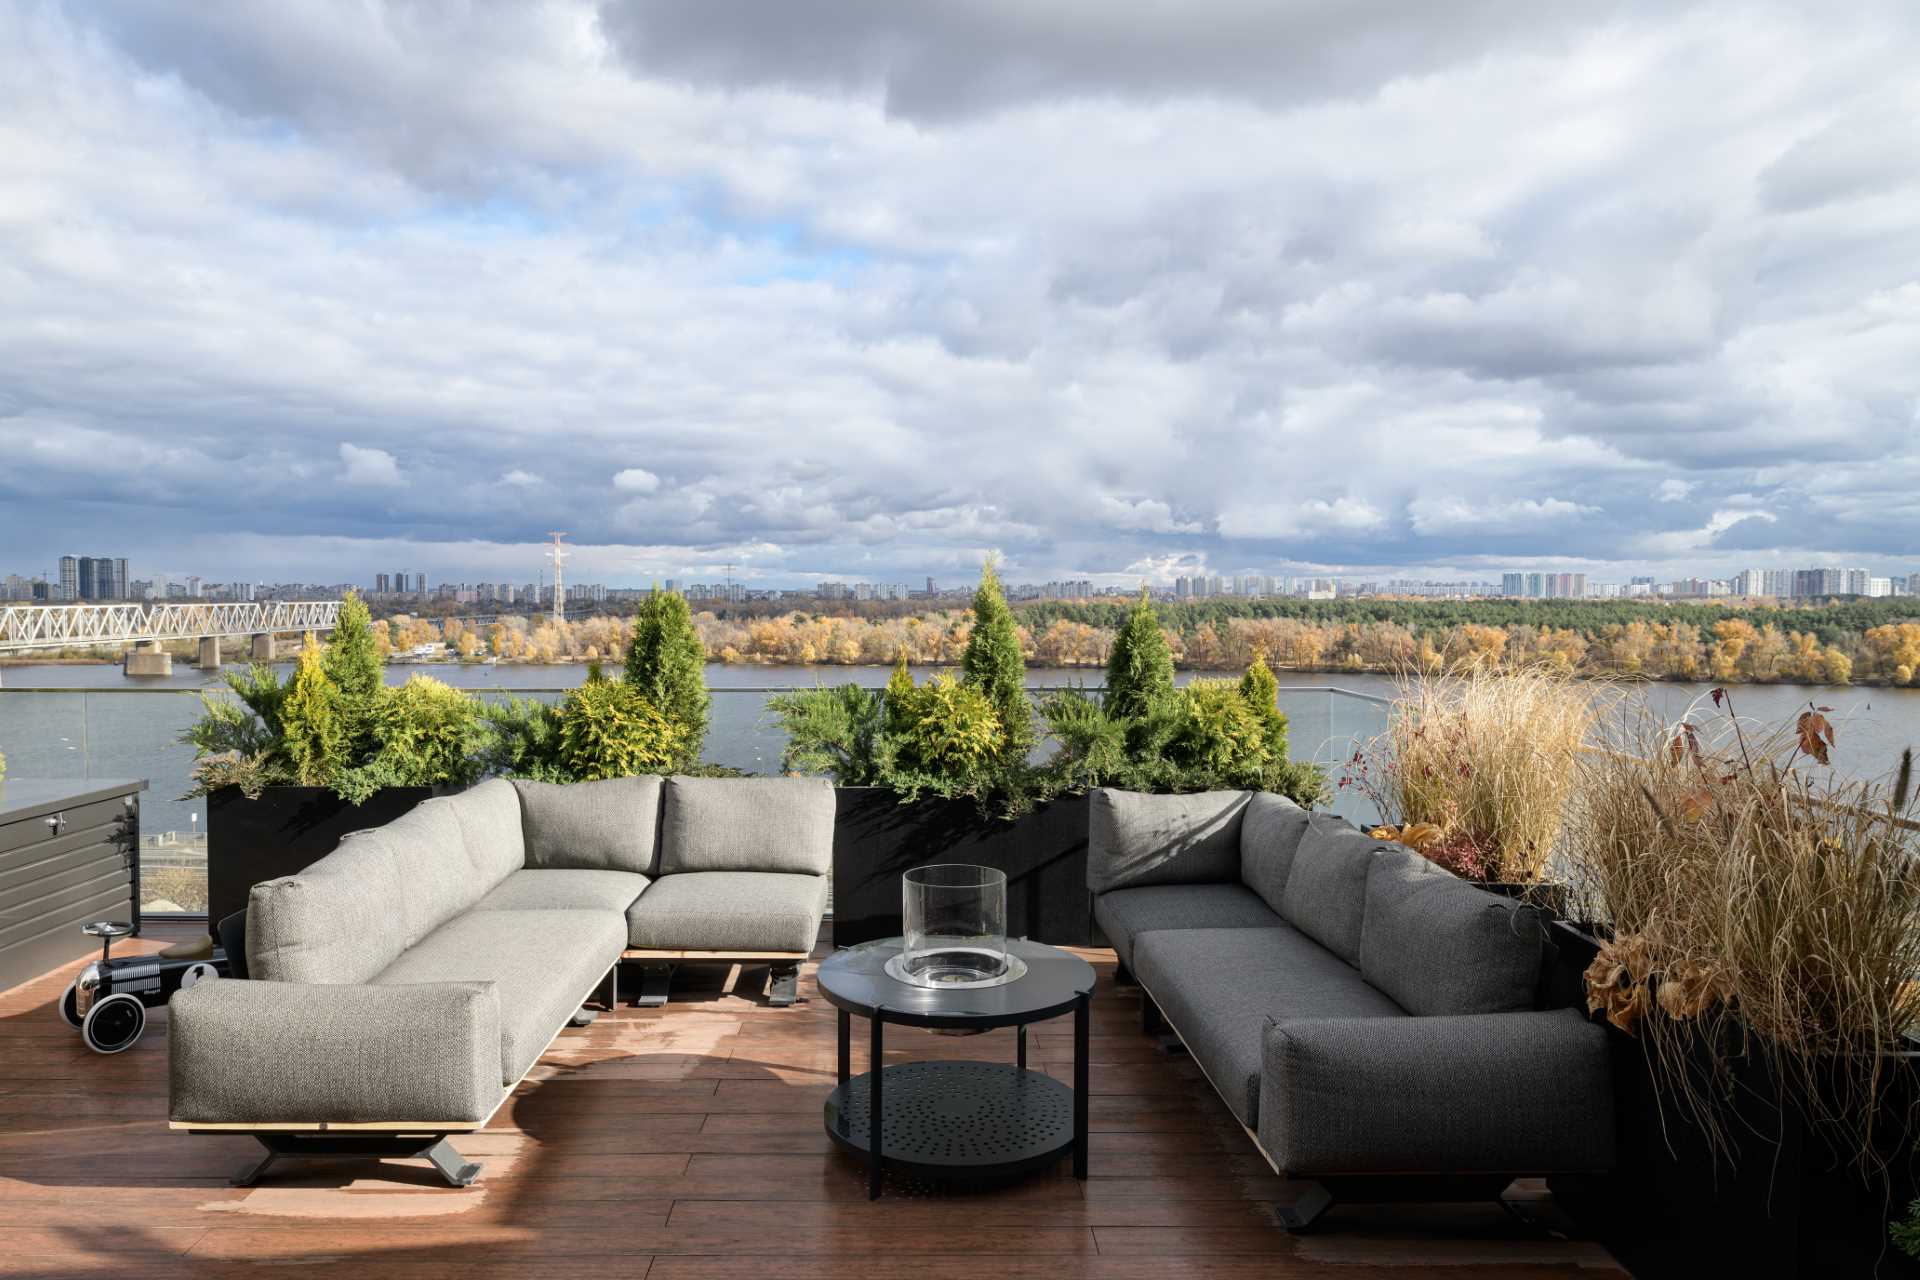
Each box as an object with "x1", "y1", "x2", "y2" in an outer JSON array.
[{"x1": 900, "y1": 864, "x2": 1008, "y2": 987}]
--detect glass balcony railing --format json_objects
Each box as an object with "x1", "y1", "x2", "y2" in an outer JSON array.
[{"x1": 0, "y1": 684, "x2": 1388, "y2": 918}]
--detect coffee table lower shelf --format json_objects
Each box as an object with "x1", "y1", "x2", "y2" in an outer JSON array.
[{"x1": 824, "y1": 1060, "x2": 1078, "y2": 1184}]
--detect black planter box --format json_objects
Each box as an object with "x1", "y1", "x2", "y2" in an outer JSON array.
[
  {"x1": 830, "y1": 790, "x2": 1091, "y2": 948},
  {"x1": 1548, "y1": 922, "x2": 1920, "y2": 1279},
  {"x1": 205, "y1": 786, "x2": 435, "y2": 927}
]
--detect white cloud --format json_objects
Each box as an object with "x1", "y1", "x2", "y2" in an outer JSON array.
[
  {"x1": 501, "y1": 468, "x2": 541, "y2": 487},
  {"x1": 613, "y1": 468, "x2": 661, "y2": 494},
  {"x1": 339, "y1": 443, "x2": 401, "y2": 488},
  {"x1": 1408, "y1": 496, "x2": 1599, "y2": 535},
  {"x1": 1096, "y1": 495, "x2": 1203, "y2": 535},
  {"x1": 1219, "y1": 497, "x2": 1387, "y2": 540},
  {"x1": 1654, "y1": 479, "x2": 1696, "y2": 502}
]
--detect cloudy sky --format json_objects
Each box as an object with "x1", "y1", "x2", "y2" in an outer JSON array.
[{"x1": 2, "y1": 1, "x2": 1917, "y2": 590}]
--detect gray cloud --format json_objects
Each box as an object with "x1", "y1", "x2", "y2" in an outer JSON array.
[{"x1": 0, "y1": 0, "x2": 1917, "y2": 590}]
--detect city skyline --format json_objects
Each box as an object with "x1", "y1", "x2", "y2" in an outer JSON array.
[
  {"x1": 3, "y1": 4, "x2": 1919, "y2": 586},
  {"x1": 4, "y1": 546, "x2": 1913, "y2": 606}
]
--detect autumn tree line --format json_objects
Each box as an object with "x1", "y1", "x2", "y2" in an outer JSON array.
[{"x1": 367, "y1": 594, "x2": 1920, "y2": 688}]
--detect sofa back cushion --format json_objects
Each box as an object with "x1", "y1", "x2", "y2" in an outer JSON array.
[
  {"x1": 660, "y1": 776, "x2": 834, "y2": 875},
  {"x1": 1239, "y1": 793, "x2": 1311, "y2": 915},
  {"x1": 514, "y1": 775, "x2": 663, "y2": 876},
  {"x1": 1359, "y1": 850, "x2": 1546, "y2": 1016},
  {"x1": 247, "y1": 836, "x2": 408, "y2": 984},
  {"x1": 1087, "y1": 789, "x2": 1250, "y2": 895},
  {"x1": 444, "y1": 778, "x2": 527, "y2": 885},
  {"x1": 1278, "y1": 816, "x2": 1388, "y2": 966},
  {"x1": 366, "y1": 798, "x2": 495, "y2": 948}
]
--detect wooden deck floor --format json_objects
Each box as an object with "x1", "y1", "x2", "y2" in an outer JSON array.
[{"x1": 0, "y1": 923, "x2": 1623, "y2": 1278}]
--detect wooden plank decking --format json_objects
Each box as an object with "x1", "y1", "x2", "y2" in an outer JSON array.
[{"x1": 0, "y1": 923, "x2": 1623, "y2": 1278}]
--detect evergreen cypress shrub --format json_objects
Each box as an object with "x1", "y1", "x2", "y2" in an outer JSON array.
[
  {"x1": 875, "y1": 673, "x2": 1006, "y2": 801},
  {"x1": 1104, "y1": 588, "x2": 1174, "y2": 722},
  {"x1": 883, "y1": 652, "x2": 915, "y2": 734},
  {"x1": 960, "y1": 562, "x2": 1032, "y2": 763},
  {"x1": 557, "y1": 681, "x2": 685, "y2": 781},
  {"x1": 1238, "y1": 649, "x2": 1290, "y2": 760},
  {"x1": 322, "y1": 590, "x2": 384, "y2": 755},
  {"x1": 280, "y1": 638, "x2": 347, "y2": 787},
  {"x1": 624, "y1": 589, "x2": 709, "y2": 766}
]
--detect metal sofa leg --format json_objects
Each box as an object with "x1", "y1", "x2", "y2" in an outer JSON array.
[
  {"x1": 1140, "y1": 990, "x2": 1163, "y2": 1035},
  {"x1": 634, "y1": 961, "x2": 673, "y2": 1008},
  {"x1": 1275, "y1": 1180, "x2": 1334, "y2": 1231},
  {"x1": 420, "y1": 1137, "x2": 483, "y2": 1187},
  {"x1": 231, "y1": 1134, "x2": 481, "y2": 1188},
  {"x1": 768, "y1": 962, "x2": 801, "y2": 1007},
  {"x1": 231, "y1": 1141, "x2": 279, "y2": 1187}
]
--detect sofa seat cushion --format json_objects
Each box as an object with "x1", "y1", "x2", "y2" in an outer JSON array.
[
  {"x1": 473, "y1": 869, "x2": 650, "y2": 915},
  {"x1": 1088, "y1": 789, "x2": 1251, "y2": 894},
  {"x1": 374, "y1": 909, "x2": 627, "y2": 1084},
  {"x1": 1133, "y1": 925, "x2": 1405, "y2": 1128},
  {"x1": 626, "y1": 871, "x2": 827, "y2": 953},
  {"x1": 1094, "y1": 883, "x2": 1281, "y2": 970}
]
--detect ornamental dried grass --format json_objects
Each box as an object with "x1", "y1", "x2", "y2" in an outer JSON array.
[
  {"x1": 1348, "y1": 662, "x2": 1601, "y2": 883},
  {"x1": 1565, "y1": 690, "x2": 1920, "y2": 1175}
]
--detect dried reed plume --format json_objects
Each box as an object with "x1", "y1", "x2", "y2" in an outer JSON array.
[
  {"x1": 1565, "y1": 690, "x2": 1920, "y2": 1176},
  {"x1": 1351, "y1": 662, "x2": 1601, "y2": 883}
]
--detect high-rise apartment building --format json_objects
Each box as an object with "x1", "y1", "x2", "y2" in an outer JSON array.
[
  {"x1": 58, "y1": 556, "x2": 78, "y2": 601},
  {"x1": 375, "y1": 573, "x2": 392, "y2": 593},
  {"x1": 1791, "y1": 567, "x2": 1869, "y2": 598}
]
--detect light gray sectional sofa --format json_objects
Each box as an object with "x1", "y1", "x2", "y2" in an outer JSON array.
[
  {"x1": 1089, "y1": 787, "x2": 1611, "y2": 1228},
  {"x1": 168, "y1": 773, "x2": 832, "y2": 1186}
]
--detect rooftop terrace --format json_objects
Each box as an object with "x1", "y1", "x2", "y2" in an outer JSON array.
[{"x1": 1, "y1": 921, "x2": 1621, "y2": 1278}]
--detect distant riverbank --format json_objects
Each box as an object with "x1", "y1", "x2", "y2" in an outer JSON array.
[{"x1": 5, "y1": 647, "x2": 1906, "y2": 690}]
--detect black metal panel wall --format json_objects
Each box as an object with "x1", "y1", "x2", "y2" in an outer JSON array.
[
  {"x1": 830, "y1": 789, "x2": 1092, "y2": 948},
  {"x1": 0, "y1": 779, "x2": 143, "y2": 992}
]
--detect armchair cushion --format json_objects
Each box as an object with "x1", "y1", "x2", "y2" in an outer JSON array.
[
  {"x1": 169, "y1": 978, "x2": 502, "y2": 1125},
  {"x1": 1087, "y1": 789, "x2": 1250, "y2": 894},
  {"x1": 1258, "y1": 1009, "x2": 1613, "y2": 1175}
]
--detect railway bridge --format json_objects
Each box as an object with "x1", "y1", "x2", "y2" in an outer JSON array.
[{"x1": 0, "y1": 601, "x2": 342, "y2": 680}]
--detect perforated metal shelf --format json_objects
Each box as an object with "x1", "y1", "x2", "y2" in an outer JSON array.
[{"x1": 824, "y1": 1061, "x2": 1077, "y2": 1179}]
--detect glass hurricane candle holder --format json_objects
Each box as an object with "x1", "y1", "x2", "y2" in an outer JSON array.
[{"x1": 899, "y1": 864, "x2": 1009, "y2": 987}]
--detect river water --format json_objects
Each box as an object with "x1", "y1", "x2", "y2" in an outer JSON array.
[{"x1": 0, "y1": 661, "x2": 1913, "y2": 847}]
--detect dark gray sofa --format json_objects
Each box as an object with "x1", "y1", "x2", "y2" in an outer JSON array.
[
  {"x1": 168, "y1": 773, "x2": 832, "y2": 1185},
  {"x1": 1089, "y1": 787, "x2": 1611, "y2": 1227}
]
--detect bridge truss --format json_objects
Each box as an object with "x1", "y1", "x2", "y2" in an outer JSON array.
[{"x1": 0, "y1": 601, "x2": 342, "y2": 654}]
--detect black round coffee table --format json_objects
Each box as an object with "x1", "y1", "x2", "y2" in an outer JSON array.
[{"x1": 816, "y1": 937, "x2": 1096, "y2": 1199}]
